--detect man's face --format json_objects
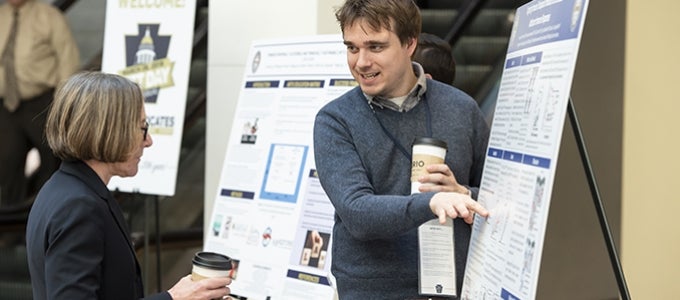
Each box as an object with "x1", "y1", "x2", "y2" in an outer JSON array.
[{"x1": 343, "y1": 19, "x2": 417, "y2": 98}]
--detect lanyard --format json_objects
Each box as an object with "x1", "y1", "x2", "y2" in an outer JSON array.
[{"x1": 369, "y1": 98, "x2": 433, "y2": 161}]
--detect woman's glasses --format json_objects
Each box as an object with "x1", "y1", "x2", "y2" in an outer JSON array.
[{"x1": 141, "y1": 121, "x2": 149, "y2": 141}]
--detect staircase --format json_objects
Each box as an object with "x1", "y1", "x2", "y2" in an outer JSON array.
[{"x1": 418, "y1": 0, "x2": 530, "y2": 105}]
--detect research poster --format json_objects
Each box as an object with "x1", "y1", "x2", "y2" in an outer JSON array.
[
  {"x1": 462, "y1": 0, "x2": 589, "y2": 299},
  {"x1": 101, "y1": 0, "x2": 196, "y2": 196},
  {"x1": 204, "y1": 35, "x2": 354, "y2": 299}
]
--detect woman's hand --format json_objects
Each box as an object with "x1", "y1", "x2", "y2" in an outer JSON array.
[{"x1": 168, "y1": 275, "x2": 232, "y2": 300}]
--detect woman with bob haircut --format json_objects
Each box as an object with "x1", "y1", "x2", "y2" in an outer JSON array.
[{"x1": 26, "y1": 71, "x2": 232, "y2": 300}]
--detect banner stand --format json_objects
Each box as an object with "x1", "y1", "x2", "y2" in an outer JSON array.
[
  {"x1": 567, "y1": 97, "x2": 630, "y2": 300},
  {"x1": 154, "y1": 195, "x2": 161, "y2": 293},
  {"x1": 140, "y1": 193, "x2": 162, "y2": 294}
]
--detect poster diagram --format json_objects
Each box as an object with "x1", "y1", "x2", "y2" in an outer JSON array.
[
  {"x1": 462, "y1": 1, "x2": 590, "y2": 299},
  {"x1": 260, "y1": 144, "x2": 308, "y2": 203}
]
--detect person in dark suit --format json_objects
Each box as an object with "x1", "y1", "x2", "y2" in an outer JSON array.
[{"x1": 25, "y1": 71, "x2": 231, "y2": 300}]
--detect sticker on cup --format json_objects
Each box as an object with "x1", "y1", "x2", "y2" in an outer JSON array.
[
  {"x1": 411, "y1": 137, "x2": 447, "y2": 194},
  {"x1": 191, "y1": 251, "x2": 232, "y2": 281}
]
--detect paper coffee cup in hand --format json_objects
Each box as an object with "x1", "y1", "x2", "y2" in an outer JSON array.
[
  {"x1": 411, "y1": 137, "x2": 447, "y2": 194},
  {"x1": 191, "y1": 251, "x2": 232, "y2": 281}
]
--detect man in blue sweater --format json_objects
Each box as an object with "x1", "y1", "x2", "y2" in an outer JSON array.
[{"x1": 313, "y1": 0, "x2": 490, "y2": 298}]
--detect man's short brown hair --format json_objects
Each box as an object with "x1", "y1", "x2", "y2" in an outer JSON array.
[{"x1": 335, "y1": 0, "x2": 421, "y2": 46}]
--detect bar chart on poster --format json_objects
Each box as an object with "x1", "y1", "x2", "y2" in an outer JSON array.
[
  {"x1": 462, "y1": 0, "x2": 589, "y2": 299},
  {"x1": 204, "y1": 35, "x2": 355, "y2": 300}
]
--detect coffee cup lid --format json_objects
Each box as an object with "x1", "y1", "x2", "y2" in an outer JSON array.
[
  {"x1": 412, "y1": 137, "x2": 447, "y2": 149},
  {"x1": 192, "y1": 252, "x2": 232, "y2": 270}
]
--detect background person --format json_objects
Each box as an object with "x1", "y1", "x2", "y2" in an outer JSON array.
[
  {"x1": 0, "y1": 0, "x2": 80, "y2": 207},
  {"x1": 313, "y1": 0, "x2": 490, "y2": 298},
  {"x1": 25, "y1": 72, "x2": 231, "y2": 300},
  {"x1": 412, "y1": 32, "x2": 456, "y2": 84}
]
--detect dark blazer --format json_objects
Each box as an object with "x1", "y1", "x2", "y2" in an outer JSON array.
[{"x1": 26, "y1": 161, "x2": 171, "y2": 300}]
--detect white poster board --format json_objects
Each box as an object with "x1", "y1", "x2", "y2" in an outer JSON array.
[
  {"x1": 462, "y1": 0, "x2": 589, "y2": 299},
  {"x1": 204, "y1": 35, "x2": 353, "y2": 300},
  {"x1": 101, "y1": 1, "x2": 196, "y2": 196}
]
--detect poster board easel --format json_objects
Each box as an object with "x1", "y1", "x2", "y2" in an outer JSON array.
[{"x1": 566, "y1": 97, "x2": 630, "y2": 299}]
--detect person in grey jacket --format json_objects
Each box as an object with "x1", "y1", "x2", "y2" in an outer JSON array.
[{"x1": 313, "y1": 0, "x2": 490, "y2": 298}]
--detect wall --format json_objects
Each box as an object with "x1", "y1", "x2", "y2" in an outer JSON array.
[
  {"x1": 623, "y1": 0, "x2": 680, "y2": 298},
  {"x1": 535, "y1": 1, "x2": 625, "y2": 299}
]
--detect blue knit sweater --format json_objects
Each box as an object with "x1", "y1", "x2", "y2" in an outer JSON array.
[{"x1": 313, "y1": 79, "x2": 489, "y2": 299}]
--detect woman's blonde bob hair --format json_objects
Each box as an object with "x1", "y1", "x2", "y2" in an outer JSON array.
[{"x1": 46, "y1": 71, "x2": 145, "y2": 163}]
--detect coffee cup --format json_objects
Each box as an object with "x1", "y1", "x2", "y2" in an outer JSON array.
[
  {"x1": 411, "y1": 137, "x2": 447, "y2": 194},
  {"x1": 191, "y1": 251, "x2": 232, "y2": 281}
]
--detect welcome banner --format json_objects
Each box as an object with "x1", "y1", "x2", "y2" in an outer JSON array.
[{"x1": 101, "y1": 0, "x2": 196, "y2": 196}]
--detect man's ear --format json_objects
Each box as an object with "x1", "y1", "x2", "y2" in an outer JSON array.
[{"x1": 406, "y1": 37, "x2": 418, "y2": 56}]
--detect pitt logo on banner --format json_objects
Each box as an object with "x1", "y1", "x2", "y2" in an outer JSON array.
[{"x1": 120, "y1": 24, "x2": 174, "y2": 103}]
